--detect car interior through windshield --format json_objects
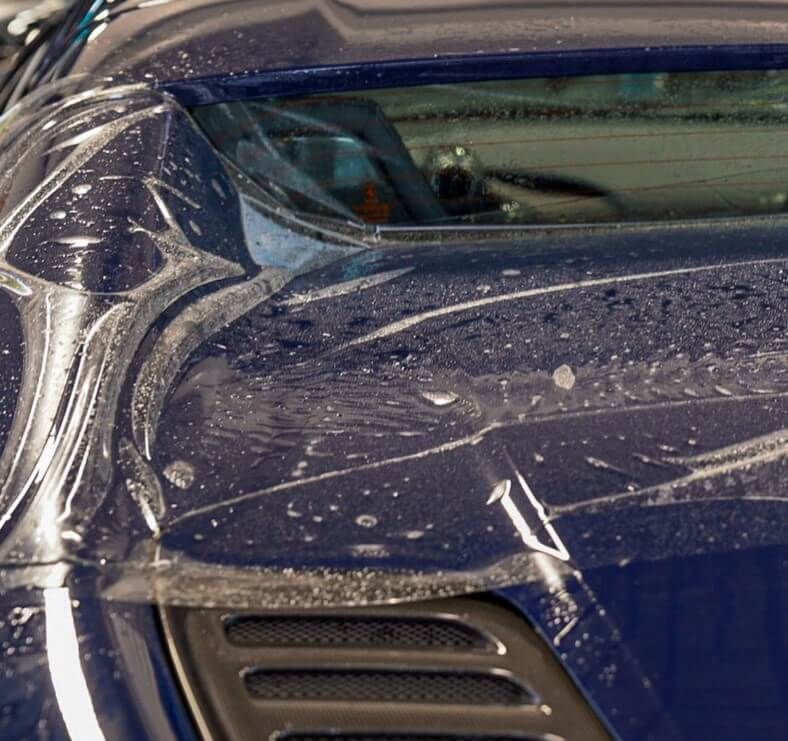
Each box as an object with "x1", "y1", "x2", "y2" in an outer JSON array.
[{"x1": 192, "y1": 68, "x2": 788, "y2": 229}]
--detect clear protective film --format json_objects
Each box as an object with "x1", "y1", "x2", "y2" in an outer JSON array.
[{"x1": 0, "y1": 78, "x2": 785, "y2": 618}]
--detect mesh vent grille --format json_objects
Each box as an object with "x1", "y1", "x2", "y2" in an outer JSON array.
[
  {"x1": 225, "y1": 615, "x2": 490, "y2": 650},
  {"x1": 164, "y1": 597, "x2": 611, "y2": 740},
  {"x1": 277, "y1": 735, "x2": 537, "y2": 741},
  {"x1": 244, "y1": 668, "x2": 531, "y2": 705}
]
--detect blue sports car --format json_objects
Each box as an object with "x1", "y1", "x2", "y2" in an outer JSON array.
[{"x1": 0, "y1": 1, "x2": 787, "y2": 739}]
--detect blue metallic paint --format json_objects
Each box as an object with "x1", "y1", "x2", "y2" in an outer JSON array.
[
  {"x1": 18, "y1": 1, "x2": 788, "y2": 91},
  {"x1": 162, "y1": 44, "x2": 788, "y2": 106},
  {"x1": 149, "y1": 223, "x2": 788, "y2": 740},
  {"x1": 499, "y1": 544, "x2": 788, "y2": 740},
  {"x1": 0, "y1": 3, "x2": 787, "y2": 740},
  {"x1": 0, "y1": 579, "x2": 197, "y2": 739}
]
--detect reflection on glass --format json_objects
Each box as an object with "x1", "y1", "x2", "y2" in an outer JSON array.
[{"x1": 193, "y1": 69, "x2": 788, "y2": 228}]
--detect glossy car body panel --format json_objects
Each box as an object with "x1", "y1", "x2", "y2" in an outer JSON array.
[
  {"x1": 160, "y1": 43, "x2": 788, "y2": 106},
  {"x1": 0, "y1": 292, "x2": 23, "y2": 459},
  {"x1": 37, "y1": 0, "x2": 788, "y2": 85},
  {"x1": 0, "y1": 3, "x2": 787, "y2": 740},
  {"x1": 0, "y1": 581, "x2": 197, "y2": 739}
]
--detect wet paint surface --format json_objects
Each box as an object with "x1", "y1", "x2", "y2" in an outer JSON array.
[
  {"x1": 0, "y1": 582, "x2": 196, "y2": 740},
  {"x1": 112, "y1": 221, "x2": 788, "y2": 739},
  {"x1": 0, "y1": 70, "x2": 785, "y2": 739},
  {"x1": 0, "y1": 292, "x2": 23, "y2": 460},
  {"x1": 152, "y1": 234, "x2": 787, "y2": 574},
  {"x1": 26, "y1": 1, "x2": 788, "y2": 89}
]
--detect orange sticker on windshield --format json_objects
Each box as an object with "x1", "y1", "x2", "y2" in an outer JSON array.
[{"x1": 353, "y1": 183, "x2": 392, "y2": 224}]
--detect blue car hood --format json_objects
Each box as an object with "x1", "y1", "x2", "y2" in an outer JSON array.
[
  {"x1": 147, "y1": 232, "x2": 787, "y2": 578},
  {"x1": 141, "y1": 216, "x2": 788, "y2": 740}
]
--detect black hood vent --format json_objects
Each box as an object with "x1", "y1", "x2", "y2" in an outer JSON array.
[
  {"x1": 225, "y1": 614, "x2": 493, "y2": 651},
  {"x1": 243, "y1": 667, "x2": 532, "y2": 705},
  {"x1": 162, "y1": 596, "x2": 610, "y2": 741},
  {"x1": 276, "y1": 735, "x2": 539, "y2": 741}
]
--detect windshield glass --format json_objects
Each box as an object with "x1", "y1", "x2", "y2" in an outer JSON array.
[{"x1": 192, "y1": 68, "x2": 788, "y2": 228}]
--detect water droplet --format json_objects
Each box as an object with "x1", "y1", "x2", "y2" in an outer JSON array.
[
  {"x1": 355, "y1": 514, "x2": 378, "y2": 528},
  {"x1": 552, "y1": 364, "x2": 576, "y2": 390},
  {"x1": 211, "y1": 179, "x2": 226, "y2": 198},
  {"x1": 49, "y1": 210, "x2": 67, "y2": 220},
  {"x1": 72, "y1": 184, "x2": 92, "y2": 196},
  {"x1": 351, "y1": 543, "x2": 387, "y2": 556},
  {"x1": 163, "y1": 460, "x2": 194, "y2": 489},
  {"x1": 501, "y1": 269, "x2": 521, "y2": 277},
  {"x1": 421, "y1": 390, "x2": 459, "y2": 407}
]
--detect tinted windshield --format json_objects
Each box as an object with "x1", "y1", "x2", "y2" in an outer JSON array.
[{"x1": 192, "y1": 69, "x2": 788, "y2": 228}]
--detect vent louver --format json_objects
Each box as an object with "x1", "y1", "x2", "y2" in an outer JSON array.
[
  {"x1": 162, "y1": 597, "x2": 610, "y2": 741},
  {"x1": 276, "y1": 735, "x2": 538, "y2": 741},
  {"x1": 225, "y1": 614, "x2": 492, "y2": 651},
  {"x1": 244, "y1": 667, "x2": 532, "y2": 705}
]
